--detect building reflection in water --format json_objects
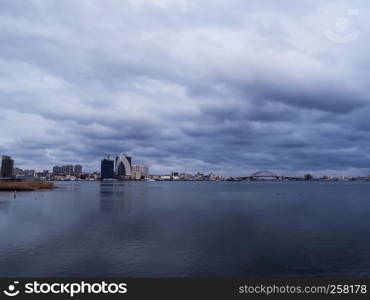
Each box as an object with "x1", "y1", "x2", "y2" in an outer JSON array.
[{"x1": 99, "y1": 182, "x2": 132, "y2": 214}]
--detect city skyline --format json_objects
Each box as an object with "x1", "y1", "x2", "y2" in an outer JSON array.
[
  {"x1": 1, "y1": 1, "x2": 370, "y2": 177},
  {"x1": 4, "y1": 152, "x2": 370, "y2": 182},
  {"x1": 3, "y1": 152, "x2": 370, "y2": 180}
]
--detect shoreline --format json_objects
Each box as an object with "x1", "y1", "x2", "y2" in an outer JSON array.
[{"x1": 0, "y1": 181, "x2": 54, "y2": 191}]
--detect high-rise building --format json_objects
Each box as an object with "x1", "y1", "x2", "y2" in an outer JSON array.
[
  {"x1": 115, "y1": 154, "x2": 132, "y2": 178},
  {"x1": 53, "y1": 166, "x2": 63, "y2": 175},
  {"x1": 74, "y1": 165, "x2": 82, "y2": 175},
  {"x1": 101, "y1": 157, "x2": 114, "y2": 180},
  {"x1": 53, "y1": 165, "x2": 81, "y2": 176},
  {"x1": 63, "y1": 165, "x2": 74, "y2": 175},
  {"x1": 304, "y1": 174, "x2": 314, "y2": 181},
  {"x1": 1, "y1": 156, "x2": 14, "y2": 178},
  {"x1": 132, "y1": 164, "x2": 149, "y2": 180}
]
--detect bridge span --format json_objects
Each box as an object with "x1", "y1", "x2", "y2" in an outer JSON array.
[{"x1": 242, "y1": 171, "x2": 283, "y2": 181}]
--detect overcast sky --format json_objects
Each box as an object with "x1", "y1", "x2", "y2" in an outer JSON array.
[{"x1": 0, "y1": 0, "x2": 369, "y2": 176}]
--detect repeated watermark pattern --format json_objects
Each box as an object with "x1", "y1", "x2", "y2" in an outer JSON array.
[{"x1": 325, "y1": 9, "x2": 360, "y2": 43}]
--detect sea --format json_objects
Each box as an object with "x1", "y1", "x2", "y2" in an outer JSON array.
[{"x1": 1, "y1": 181, "x2": 370, "y2": 277}]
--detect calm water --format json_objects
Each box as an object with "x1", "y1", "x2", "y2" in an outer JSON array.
[{"x1": 1, "y1": 181, "x2": 370, "y2": 277}]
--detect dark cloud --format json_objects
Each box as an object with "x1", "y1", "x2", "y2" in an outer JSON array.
[{"x1": 0, "y1": 0, "x2": 369, "y2": 176}]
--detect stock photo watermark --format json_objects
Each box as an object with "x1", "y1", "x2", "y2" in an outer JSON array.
[{"x1": 325, "y1": 9, "x2": 360, "y2": 43}]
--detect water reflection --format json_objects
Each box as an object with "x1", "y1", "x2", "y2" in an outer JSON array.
[
  {"x1": 2, "y1": 181, "x2": 370, "y2": 277},
  {"x1": 99, "y1": 182, "x2": 132, "y2": 214}
]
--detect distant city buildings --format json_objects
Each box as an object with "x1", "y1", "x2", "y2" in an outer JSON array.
[
  {"x1": 4, "y1": 152, "x2": 370, "y2": 183},
  {"x1": 115, "y1": 154, "x2": 132, "y2": 178},
  {"x1": 13, "y1": 168, "x2": 23, "y2": 176},
  {"x1": 52, "y1": 166, "x2": 62, "y2": 175},
  {"x1": 101, "y1": 157, "x2": 115, "y2": 180},
  {"x1": 52, "y1": 165, "x2": 82, "y2": 176},
  {"x1": 304, "y1": 174, "x2": 315, "y2": 181},
  {"x1": 1, "y1": 155, "x2": 14, "y2": 178},
  {"x1": 149, "y1": 172, "x2": 224, "y2": 181},
  {"x1": 132, "y1": 165, "x2": 149, "y2": 180},
  {"x1": 37, "y1": 170, "x2": 50, "y2": 179},
  {"x1": 24, "y1": 169, "x2": 36, "y2": 177},
  {"x1": 100, "y1": 153, "x2": 149, "y2": 180},
  {"x1": 74, "y1": 165, "x2": 82, "y2": 175}
]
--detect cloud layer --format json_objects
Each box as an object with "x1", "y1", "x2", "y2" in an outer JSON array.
[{"x1": 1, "y1": 0, "x2": 370, "y2": 176}]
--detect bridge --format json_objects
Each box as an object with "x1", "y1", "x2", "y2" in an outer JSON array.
[{"x1": 242, "y1": 171, "x2": 282, "y2": 181}]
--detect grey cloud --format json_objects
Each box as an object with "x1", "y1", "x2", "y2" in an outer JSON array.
[{"x1": 0, "y1": 0, "x2": 370, "y2": 176}]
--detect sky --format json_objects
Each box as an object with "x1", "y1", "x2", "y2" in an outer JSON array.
[{"x1": 0, "y1": 0, "x2": 369, "y2": 177}]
